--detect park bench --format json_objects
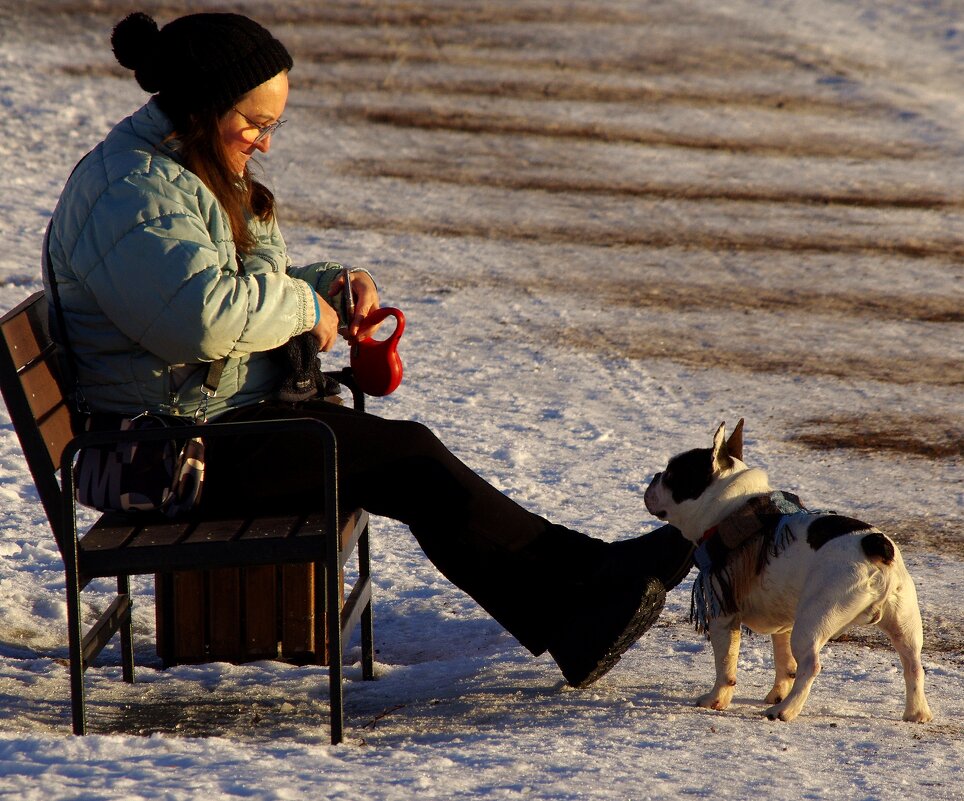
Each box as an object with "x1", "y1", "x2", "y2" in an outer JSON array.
[{"x1": 0, "y1": 290, "x2": 375, "y2": 743}]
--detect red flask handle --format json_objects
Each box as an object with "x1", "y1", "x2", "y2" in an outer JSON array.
[{"x1": 350, "y1": 307, "x2": 405, "y2": 396}]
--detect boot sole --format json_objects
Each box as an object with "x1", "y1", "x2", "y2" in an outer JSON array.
[{"x1": 568, "y1": 577, "x2": 666, "y2": 689}]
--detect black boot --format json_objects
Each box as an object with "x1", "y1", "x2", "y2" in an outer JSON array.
[
  {"x1": 608, "y1": 524, "x2": 695, "y2": 591},
  {"x1": 521, "y1": 525, "x2": 669, "y2": 688},
  {"x1": 548, "y1": 574, "x2": 666, "y2": 688},
  {"x1": 547, "y1": 525, "x2": 693, "y2": 687},
  {"x1": 409, "y1": 517, "x2": 685, "y2": 688}
]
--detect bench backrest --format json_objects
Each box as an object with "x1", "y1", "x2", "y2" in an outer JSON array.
[{"x1": 0, "y1": 291, "x2": 75, "y2": 544}]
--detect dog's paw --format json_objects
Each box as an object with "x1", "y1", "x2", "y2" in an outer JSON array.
[
  {"x1": 763, "y1": 702, "x2": 799, "y2": 722},
  {"x1": 903, "y1": 708, "x2": 934, "y2": 724},
  {"x1": 697, "y1": 690, "x2": 732, "y2": 711},
  {"x1": 764, "y1": 689, "x2": 785, "y2": 705}
]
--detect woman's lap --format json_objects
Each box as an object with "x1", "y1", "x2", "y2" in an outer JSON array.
[{"x1": 200, "y1": 399, "x2": 547, "y2": 552}]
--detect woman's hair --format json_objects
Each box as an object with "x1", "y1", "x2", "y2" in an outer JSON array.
[{"x1": 173, "y1": 107, "x2": 276, "y2": 254}]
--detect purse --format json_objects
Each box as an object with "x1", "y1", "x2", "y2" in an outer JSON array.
[{"x1": 74, "y1": 412, "x2": 207, "y2": 516}]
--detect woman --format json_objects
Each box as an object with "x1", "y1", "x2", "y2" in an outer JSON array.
[{"x1": 44, "y1": 11, "x2": 694, "y2": 689}]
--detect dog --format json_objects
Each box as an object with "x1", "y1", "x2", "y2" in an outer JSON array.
[{"x1": 643, "y1": 420, "x2": 932, "y2": 723}]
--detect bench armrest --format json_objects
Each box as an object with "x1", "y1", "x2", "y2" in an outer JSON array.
[{"x1": 323, "y1": 367, "x2": 365, "y2": 411}]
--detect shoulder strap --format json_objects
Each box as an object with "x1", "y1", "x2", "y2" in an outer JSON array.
[
  {"x1": 201, "y1": 357, "x2": 226, "y2": 397},
  {"x1": 42, "y1": 220, "x2": 89, "y2": 414}
]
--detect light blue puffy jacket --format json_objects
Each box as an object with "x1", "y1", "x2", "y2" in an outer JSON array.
[{"x1": 44, "y1": 99, "x2": 345, "y2": 418}]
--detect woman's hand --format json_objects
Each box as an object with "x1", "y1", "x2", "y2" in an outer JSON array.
[
  {"x1": 330, "y1": 270, "x2": 381, "y2": 341},
  {"x1": 309, "y1": 292, "x2": 341, "y2": 352}
]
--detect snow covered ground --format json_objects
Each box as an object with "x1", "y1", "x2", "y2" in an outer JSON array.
[{"x1": 0, "y1": 0, "x2": 961, "y2": 799}]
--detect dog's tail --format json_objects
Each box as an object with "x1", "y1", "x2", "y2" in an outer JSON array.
[{"x1": 860, "y1": 531, "x2": 895, "y2": 566}]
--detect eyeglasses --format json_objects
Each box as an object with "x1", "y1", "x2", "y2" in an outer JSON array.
[{"x1": 232, "y1": 107, "x2": 287, "y2": 144}]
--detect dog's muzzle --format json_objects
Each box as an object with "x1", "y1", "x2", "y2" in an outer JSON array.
[{"x1": 643, "y1": 474, "x2": 667, "y2": 519}]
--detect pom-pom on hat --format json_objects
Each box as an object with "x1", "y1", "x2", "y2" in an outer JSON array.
[{"x1": 111, "y1": 12, "x2": 293, "y2": 118}]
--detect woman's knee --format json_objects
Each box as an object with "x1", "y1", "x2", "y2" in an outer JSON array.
[{"x1": 385, "y1": 418, "x2": 447, "y2": 458}]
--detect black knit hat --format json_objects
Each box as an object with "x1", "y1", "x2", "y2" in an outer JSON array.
[{"x1": 111, "y1": 12, "x2": 293, "y2": 118}]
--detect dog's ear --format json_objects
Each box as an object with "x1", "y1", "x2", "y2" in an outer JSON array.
[
  {"x1": 712, "y1": 421, "x2": 734, "y2": 471},
  {"x1": 726, "y1": 418, "x2": 745, "y2": 461}
]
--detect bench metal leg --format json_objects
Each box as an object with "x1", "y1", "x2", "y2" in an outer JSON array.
[
  {"x1": 65, "y1": 565, "x2": 86, "y2": 735},
  {"x1": 359, "y1": 522, "x2": 375, "y2": 681},
  {"x1": 325, "y1": 560, "x2": 344, "y2": 744},
  {"x1": 118, "y1": 575, "x2": 135, "y2": 684}
]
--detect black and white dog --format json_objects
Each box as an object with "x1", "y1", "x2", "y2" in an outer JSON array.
[{"x1": 643, "y1": 420, "x2": 932, "y2": 723}]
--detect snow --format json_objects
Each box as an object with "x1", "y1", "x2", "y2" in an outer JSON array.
[{"x1": 0, "y1": 0, "x2": 962, "y2": 799}]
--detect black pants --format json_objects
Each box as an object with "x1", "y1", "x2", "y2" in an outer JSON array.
[{"x1": 201, "y1": 399, "x2": 690, "y2": 654}]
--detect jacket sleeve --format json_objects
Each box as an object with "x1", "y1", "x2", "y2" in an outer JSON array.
[
  {"x1": 267, "y1": 217, "x2": 354, "y2": 325},
  {"x1": 76, "y1": 172, "x2": 316, "y2": 365},
  {"x1": 288, "y1": 260, "x2": 352, "y2": 322}
]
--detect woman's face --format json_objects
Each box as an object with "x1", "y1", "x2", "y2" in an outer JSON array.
[{"x1": 218, "y1": 71, "x2": 289, "y2": 175}]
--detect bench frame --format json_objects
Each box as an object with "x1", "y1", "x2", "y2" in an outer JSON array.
[{"x1": 0, "y1": 291, "x2": 375, "y2": 743}]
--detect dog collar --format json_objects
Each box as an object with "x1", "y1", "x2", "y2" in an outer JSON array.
[{"x1": 700, "y1": 525, "x2": 718, "y2": 544}]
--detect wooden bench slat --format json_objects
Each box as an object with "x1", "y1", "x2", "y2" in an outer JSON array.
[
  {"x1": 20, "y1": 357, "x2": 65, "y2": 421},
  {"x1": 244, "y1": 565, "x2": 278, "y2": 658},
  {"x1": 0, "y1": 299, "x2": 48, "y2": 371},
  {"x1": 38, "y1": 402, "x2": 75, "y2": 468},
  {"x1": 207, "y1": 567, "x2": 242, "y2": 660},
  {"x1": 300, "y1": 511, "x2": 360, "y2": 544},
  {"x1": 79, "y1": 518, "x2": 140, "y2": 551},
  {"x1": 181, "y1": 518, "x2": 248, "y2": 544},
  {"x1": 281, "y1": 563, "x2": 316, "y2": 656},
  {"x1": 125, "y1": 522, "x2": 195, "y2": 548},
  {"x1": 77, "y1": 526, "x2": 334, "y2": 577},
  {"x1": 238, "y1": 516, "x2": 301, "y2": 540},
  {"x1": 172, "y1": 570, "x2": 205, "y2": 662}
]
